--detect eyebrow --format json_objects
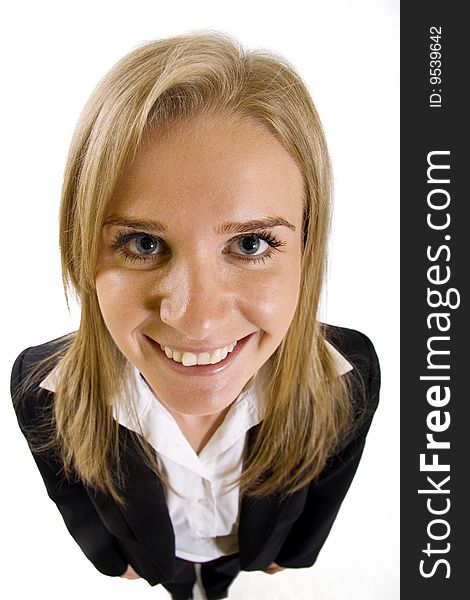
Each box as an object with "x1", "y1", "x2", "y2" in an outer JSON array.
[{"x1": 103, "y1": 215, "x2": 296, "y2": 233}]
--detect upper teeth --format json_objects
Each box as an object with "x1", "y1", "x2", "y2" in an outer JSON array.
[{"x1": 160, "y1": 341, "x2": 238, "y2": 366}]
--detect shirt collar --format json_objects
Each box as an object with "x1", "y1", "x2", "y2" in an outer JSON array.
[{"x1": 123, "y1": 367, "x2": 265, "y2": 474}]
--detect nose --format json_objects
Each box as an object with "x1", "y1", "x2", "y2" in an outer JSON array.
[{"x1": 158, "y1": 255, "x2": 234, "y2": 340}]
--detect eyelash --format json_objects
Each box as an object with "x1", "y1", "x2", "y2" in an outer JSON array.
[{"x1": 110, "y1": 229, "x2": 286, "y2": 265}]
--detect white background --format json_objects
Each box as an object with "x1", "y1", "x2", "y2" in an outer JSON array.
[{"x1": 1, "y1": 1, "x2": 399, "y2": 598}]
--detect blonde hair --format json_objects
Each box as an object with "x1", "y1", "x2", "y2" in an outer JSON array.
[{"x1": 38, "y1": 32, "x2": 356, "y2": 502}]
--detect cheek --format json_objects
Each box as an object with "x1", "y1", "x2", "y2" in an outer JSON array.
[
  {"x1": 95, "y1": 270, "x2": 149, "y2": 335},
  {"x1": 241, "y1": 266, "x2": 301, "y2": 338}
]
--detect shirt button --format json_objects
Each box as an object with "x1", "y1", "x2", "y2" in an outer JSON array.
[
  {"x1": 197, "y1": 498, "x2": 207, "y2": 505},
  {"x1": 198, "y1": 528, "x2": 209, "y2": 536}
]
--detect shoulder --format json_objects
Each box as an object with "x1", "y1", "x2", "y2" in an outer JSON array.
[
  {"x1": 11, "y1": 334, "x2": 74, "y2": 427},
  {"x1": 323, "y1": 324, "x2": 379, "y2": 378},
  {"x1": 322, "y1": 323, "x2": 381, "y2": 418},
  {"x1": 11, "y1": 334, "x2": 73, "y2": 380},
  {"x1": 323, "y1": 324, "x2": 379, "y2": 370}
]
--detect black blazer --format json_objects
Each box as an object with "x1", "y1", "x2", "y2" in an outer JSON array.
[{"x1": 11, "y1": 325, "x2": 380, "y2": 586}]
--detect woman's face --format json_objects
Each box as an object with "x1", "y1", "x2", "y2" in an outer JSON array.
[{"x1": 96, "y1": 114, "x2": 304, "y2": 417}]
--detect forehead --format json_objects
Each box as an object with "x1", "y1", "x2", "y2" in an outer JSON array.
[{"x1": 108, "y1": 114, "x2": 304, "y2": 225}]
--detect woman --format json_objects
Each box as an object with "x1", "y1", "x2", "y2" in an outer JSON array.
[{"x1": 11, "y1": 32, "x2": 380, "y2": 600}]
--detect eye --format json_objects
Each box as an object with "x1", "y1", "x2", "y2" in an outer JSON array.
[
  {"x1": 128, "y1": 234, "x2": 160, "y2": 255},
  {"x1": 227, "y1": 231, "x2": 286, "y2": 264},
  {"x1": 110, "y1": 228, "x2": 286, "y2": 266},
  {"x1": 111, "y1": 230, "x2": 164, "y2": 262},
  {"x1": 233, "y1": 235, "x2": 269, "y2": 256}
]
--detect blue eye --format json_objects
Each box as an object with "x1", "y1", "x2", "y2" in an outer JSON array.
[
  {"x1": 111, "y1": 229, "x2": 286, "y2": 265},
  {"x1": 111, "y1": 231, "x2": 163, "y2": 262},
  {"x1": 234, "y1": 235, "x2": 269, "y2": 255},
  {"x1": 130, "y1": 234, "x2": 159, "y2": 255},
  {"x1": 229, "y1": 232, "x2": 286, "y2": 264}
]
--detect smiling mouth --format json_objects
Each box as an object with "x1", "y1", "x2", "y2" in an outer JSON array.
[
  {"x1": 159, "y1": 341, "x2": 238, "y2": 366},
  {"x1": 143, "y1": 333, "x2": 253, "y2": 374}
]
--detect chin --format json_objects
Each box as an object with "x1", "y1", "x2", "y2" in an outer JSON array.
[
  {"x1": 145, "y1": 376, "x2": 248, "y2": 417},
  {"x1": 161, "y1": 393, "x2": 237, "y2": 417}
]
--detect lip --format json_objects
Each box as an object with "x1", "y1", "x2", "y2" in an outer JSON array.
[{"x1": 143, "y1": 333, "x2": 254, "y2": 377}]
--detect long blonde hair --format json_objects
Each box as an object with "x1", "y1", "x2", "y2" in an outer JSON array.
[{"x1": 36, "y1": 32, "x2": 357, "y2": 502}]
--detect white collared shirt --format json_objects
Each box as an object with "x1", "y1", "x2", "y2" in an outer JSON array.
[{"x1": 40, "y1": 340, "x2": 352, "y2": 563}]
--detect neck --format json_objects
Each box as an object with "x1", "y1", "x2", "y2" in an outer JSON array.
[{"x1": 170, "y1": 406, "x2": 232, "y2": 454}]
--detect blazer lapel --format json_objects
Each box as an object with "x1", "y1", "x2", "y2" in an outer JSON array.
[
  {"x1": 116, "y1": 425, "x2": 176, "y2": 579},
  {"x1": 238, "y1": 425, "x2": 286, "y2": 568}
]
